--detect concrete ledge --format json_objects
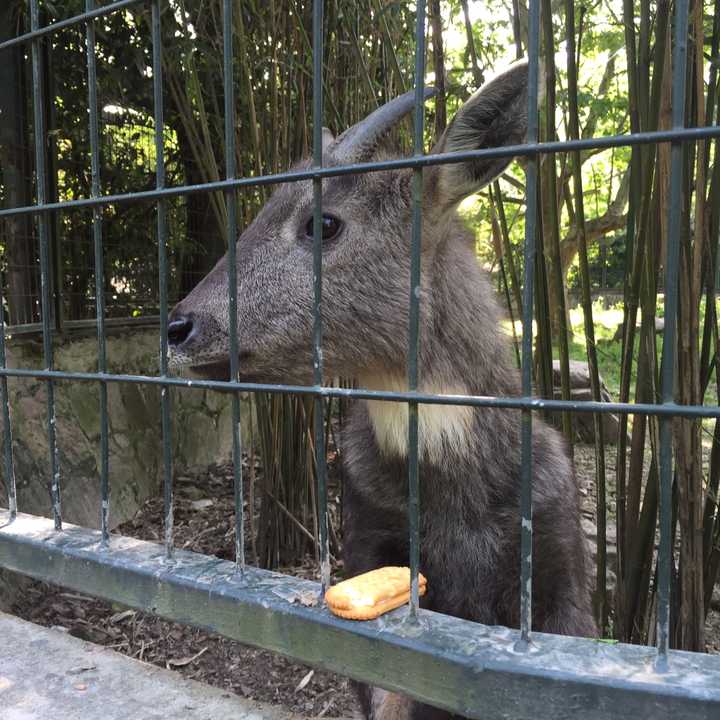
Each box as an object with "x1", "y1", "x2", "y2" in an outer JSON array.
[
  {"x1": 0, "y1": 612, "x2": 308, "y2": 720},
  {"x1": 4, "y1": 511, "x2": 720, "y2": 719}
]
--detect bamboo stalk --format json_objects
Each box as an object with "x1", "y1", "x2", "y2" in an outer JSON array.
[
  {"x1": 493, "y1": 180, "x2": 524, "y2": 320},
  {"x1": 672, "y1": 0, "x2": 705, "y2": 650},
  {"x1": 460, "y1": 0, "x2": 483, "y2": 87},
  {"x1": 540, "y1": 0, "x2": 572, "y2": 444},
  {"x1": 703, "y1": 12, "x2": 720, "y2": 605},
  {"x1": 564, "y1": 0, "x2": 607, "y2": 632},
  {"x1": 429, "y1": 0, "x2": 446, "y2": 136},
  {"x1": 490, "y1": 188, "x2": 521, "y2": 368}
]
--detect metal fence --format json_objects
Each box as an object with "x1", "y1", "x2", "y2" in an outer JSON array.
[
  {"x1": 1, "y1": 1, "x2": 720, "y2": 718},
  {"x1": 0, "y1": 2, "x2": 218, "y2": 334}
]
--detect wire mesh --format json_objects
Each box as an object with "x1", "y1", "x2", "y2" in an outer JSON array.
[
  {"x1": 150, "y1": 0, "x2": 174, "y2": 558},
  {"x1": 222, "y1": 0, "x2": 245, "y2": 576},
  {"x1": 407, "y1": 0, "x2": 428, "y2": 621},
  {"x1": 0, "y1": 0, "x2": 711, "y2": 674},
  {"x1": 0, "y1": 277, "x2": 16, "y2": 520},
  {"x1": 311, "y1": 0, "x2": 331, "y2": 596},
  {"x1": 4, "y1": 127, "x2": 720, "y2": 222},
  {"x1": 84, "y1": 0, "x2": 110, "y2": 543},
  {"x1": 518, "y1": 0, "x2": 541, "y2": 646},
  {"x1": 29, "y1": 0, "x2": 61, "y2": 531}
]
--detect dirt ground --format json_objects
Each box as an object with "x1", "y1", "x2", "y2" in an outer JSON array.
[
  {"x1": 573, "y1": 443, "x2": 720, "y2": 653},
  {"x1": 11, "y1": 466, "x2": 359, "y2": 719},
  {"x1": 9, "y1": 445, "x2": 720, "y2": 718}
]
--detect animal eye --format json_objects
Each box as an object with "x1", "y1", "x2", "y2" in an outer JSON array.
[{"x1": 305, "y1": 214, "x2": 342, "y2": 241}]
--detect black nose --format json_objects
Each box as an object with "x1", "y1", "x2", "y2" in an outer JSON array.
[{"x1": 168, "y1": 315, "x2": 194, "y2": 346}]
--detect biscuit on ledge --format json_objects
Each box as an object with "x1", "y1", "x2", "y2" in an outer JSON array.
[{"x1": 325, "y1": 566, "x2": 427, "y2": 620}]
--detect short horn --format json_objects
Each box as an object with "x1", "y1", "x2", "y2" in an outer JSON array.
[{"x1": 330, "y1": 86, "x2": 437, "y2": 163}]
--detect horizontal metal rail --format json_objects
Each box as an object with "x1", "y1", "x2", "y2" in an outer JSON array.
[
  {"x1": 2, "y1": 126, "x2": 720, "y2": 220},
  {"x1": 0, "y1": 0, "x2": 716, "y2": 713},
  {"x1": 0, "y1": 0, "x2": 147, "y2": 52},
  {"x1": 1, "y1": 510, "x2": 719, "y2": 720},
  {"x1": 0, "y1": 364, "x2": 718, "y2": 418},
  {"x1": 5, "y1": 315, "x2": 162, "y2": 336}
]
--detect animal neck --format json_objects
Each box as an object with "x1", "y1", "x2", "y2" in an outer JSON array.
[
  {"x1": 357, "y1": 371, "x2": 475, "y2": 465},
  {"x1": 355, "y1": 232, "x2": 518, "y2": 465}
]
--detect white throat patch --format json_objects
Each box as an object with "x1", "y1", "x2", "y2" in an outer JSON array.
[{"x1": 358, "y1": 373, "x2": 474, "y2": 464}]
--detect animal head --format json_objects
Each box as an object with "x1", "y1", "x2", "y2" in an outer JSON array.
[{"x1": 168, "y1": 62, "x2": 530, "y2": 383}]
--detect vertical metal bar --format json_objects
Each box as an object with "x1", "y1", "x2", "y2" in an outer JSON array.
[
  {"x1": 45, "y1": 45, "x2": 63, "y2": 335},
  {"x1": 0, "y1": 275, "x2": 16, "y2": 520},
  {"x1": 657, "y1": 0, "x2": 690, "y2": 665},
  {"x1": 312, "y1": 0, "x2": 330, "y2": 594},
  {"x1": 151, "y1": 0, "x2": 173, "y2": 558},
  {"x1": 407, "y1": 0, "x2": 427, "y2": 620},
  {"x1": 223, "y1": 0, "x2": 244, "y2": 575},
  {"x1": 85, "y1": 0, "x2": 109, "y2": 544},
  {"x1": 30, "y1": 0, "x2": 61, "y2": 530},
  {"x1": 518, "y1": 0, "x2": 541, "y2": 646}
]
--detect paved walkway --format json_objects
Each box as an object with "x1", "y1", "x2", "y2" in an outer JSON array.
[{"x1": 0, "y1": 612, "x2": 316, "y2": 720}]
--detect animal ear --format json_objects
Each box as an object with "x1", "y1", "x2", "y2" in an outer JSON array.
[{"x1": 426, "y1": 61, "x2": 532, "y2": 211}]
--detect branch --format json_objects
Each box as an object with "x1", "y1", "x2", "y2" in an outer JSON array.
[
  {"x1": 581, "y1": 55, "x2": 617, "y2": 141},
  {"x1": 555, "y1": 57, "x2": 621, "y2": 213},
  {"x1": 560, "y1": 165, "x2": 630, "y2": 270}
]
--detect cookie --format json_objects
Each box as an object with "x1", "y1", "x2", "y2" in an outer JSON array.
[{"x1": 325, "y1": 566, "x2": 427, "y2": 620}]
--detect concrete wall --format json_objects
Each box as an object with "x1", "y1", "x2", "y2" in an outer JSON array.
[{"x1": 0, "y1": 328, "x2": 251, "y2": 531}]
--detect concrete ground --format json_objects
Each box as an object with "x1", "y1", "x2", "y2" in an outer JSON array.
[{"x1": 0, "y1": 612, "x2": 316, "y2": 720}]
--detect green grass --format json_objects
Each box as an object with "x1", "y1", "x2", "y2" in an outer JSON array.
[
  {"x1": 501, "y1": 299, "x2": 627, "y2": 396},
  {"x1": 503, "y1": 296, "x2": 718, "y2": 404},
  {"x1": 566, "y1": 301, "x2": 625, "y2": 396},
  {"x1": 503, "y1": 297, "x2": 719, "y2": 451}
]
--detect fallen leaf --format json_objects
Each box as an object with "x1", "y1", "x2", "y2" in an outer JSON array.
[
  {"x1": 316, "y1": 698, "x2": 334, "y2": 718},
  {"x1": 294, "y1": 669, "x2": 314, "y2": 693},
  {"x1": 60, "y1": 593, "x2": 93, "y2": 603},
  {"x1": 166, "y1": 646, "x2": 208, "y2": 668},
  {"x1": 190, "y1": 499, "x2": 214, "y2": 510},
  {"x1": 109, "y1": 609, "x2": 136, "y2": 625}
]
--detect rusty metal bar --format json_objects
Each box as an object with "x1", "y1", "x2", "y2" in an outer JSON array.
[
  {"x1": 30, "y1": 0, "x2": 61, "y2": 530},
  {"x1": 150, "y1": 0, "x2": 173, "y2": 558}
]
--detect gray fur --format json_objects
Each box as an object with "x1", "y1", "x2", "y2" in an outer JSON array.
[{"x1": 168, "y1": 60, "x2": 596, "y2": 720}]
